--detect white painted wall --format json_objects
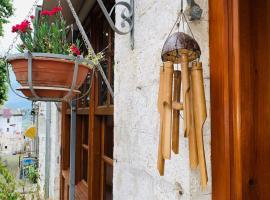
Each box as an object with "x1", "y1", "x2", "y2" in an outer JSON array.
[
  {"x1": 114, "y1": 0, "x2": 211, "y2": 199},
  {"x1": 0, "y1": 109, "x2": 24, "y2": 154},
  {"x1": 0, "y1": 110, "x2": 23, "y2": 135}
]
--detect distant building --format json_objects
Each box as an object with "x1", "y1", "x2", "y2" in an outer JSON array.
[{"x1": 0, "y1": 108, "x2": 24, "y2": 154}]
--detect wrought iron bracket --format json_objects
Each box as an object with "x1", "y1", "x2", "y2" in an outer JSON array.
[{"x1": 96, "y1": 0, "x2": 134, "y2": 49}]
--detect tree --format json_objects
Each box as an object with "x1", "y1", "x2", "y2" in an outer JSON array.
[
  {"x1": 0, "y1": 59, "x2": 8, "y2": 105},
  {"x1": 0, "y1": 0, "x2": 13, "y2": 105},
  {"x1": 0, "y1": 0, "x2": 13, "y2": 36}
]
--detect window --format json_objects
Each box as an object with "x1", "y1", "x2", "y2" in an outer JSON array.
[
  {"x1": 89, "y1": 3, "x2": 115, "y2": 199},
  {"x1": 60, "y1": 1, "x2": 115, "y2": 199},
  {"x1": 7, "y1": 118, "x2": 10, "y2": 123},
  {"x1": 7, "y1": 128, "x2": 9, "y2": 132}
]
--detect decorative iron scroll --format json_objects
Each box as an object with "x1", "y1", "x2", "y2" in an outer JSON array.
[{"x1": 97, "y1": 0, "x2": 134, "y2": 49}]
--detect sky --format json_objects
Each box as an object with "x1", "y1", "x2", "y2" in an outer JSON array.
[{"x1": 0, "y1": 0, "x2": 43, "y2": 109}]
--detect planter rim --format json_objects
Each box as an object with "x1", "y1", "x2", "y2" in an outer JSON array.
[
  {"x1": 17, "y1": 86, "x2": 81, "y2": 102},
  {"x1": 17, "y1": 86, "x2": 81, "y2": 93},
  {"x1": 6, "y1": 52, "x2": 94, "y2": 69}
]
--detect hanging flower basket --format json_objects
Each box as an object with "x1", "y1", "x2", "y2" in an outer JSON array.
[
  {"x1": 6, "y1": 6, "x2": 101, "y2": 101},
  {"x1": 7, "y1": 53, "x2": 92, "y2": 100}
]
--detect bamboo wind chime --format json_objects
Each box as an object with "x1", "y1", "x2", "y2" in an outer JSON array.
[{"x1": 157, "y1": 21, "x2": 208, "y2": 188}]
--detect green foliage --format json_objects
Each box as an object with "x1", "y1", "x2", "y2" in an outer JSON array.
[
  {"x1": 0, "y1": 0, "x2": 13, "y2": 105},
  {"x1": 0, "y1": 161, "x2": 24, "y2": 200},
  {"x1": 0, "y1": 59, "x2": 8, "y2": 105},
  {"x1": 14, "y1": 7, "x2": 104, "y2": 68},
  {"x1": 18, "y1": 13, "x2": 70, "y2": 55},
  {"x1": 85, "y1": 49, "x2": 105, "y2": 66},
  {"x1": 0, "y1": 0, "x2": 13, "y2": 36},
  {"x1": 24, "y1": 164, "x2": 39, "y2": 184}
]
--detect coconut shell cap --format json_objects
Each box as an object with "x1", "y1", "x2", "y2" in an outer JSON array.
[{"x1": 161, "y1": 32, "x2": 201, "y2": 63}]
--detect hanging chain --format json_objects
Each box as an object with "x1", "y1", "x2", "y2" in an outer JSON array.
[
  {"x1": 3, "y1": 0, "x2": 40, "y2": 103},
  {"x1": 65, "y1": 0, "x2": 114, "y2": 99},
  {"x1": 4, "y1": 0, "x2": 40, "y2": 58}
]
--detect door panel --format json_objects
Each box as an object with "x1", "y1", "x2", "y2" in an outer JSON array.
[
  {"x1": 210, "y1": 0, "x2": 270, "y2": 199},
  {"x1": 250, "y1": 0, "x2": 270, "y2": 199}
]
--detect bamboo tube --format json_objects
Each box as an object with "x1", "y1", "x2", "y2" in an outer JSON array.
[
  {"x1": 162, "y1": 61, "x2": 174, "y2": 159},
  {"x1": 189, "y1": 69, "x2": 199, "y2": 169},
  {"x1": 181, "y1": 54, "x2": 192, "y2": 137},
  {"x1": 157, "y1": 66, "x2": 165, "y2": 175},
  {"x1": 172, "y1": 71, "x2": 181, "y2": 154},
  {"x1": 172, "y1": 102, "x2": 183, "y2": 110},
  {"x1": 191, "y1": 61, "x2": 208, "y2": 188}
]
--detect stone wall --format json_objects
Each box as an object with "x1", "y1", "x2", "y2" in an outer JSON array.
[{"x1": 114, "y1": 0, "x2": 211, "y2": 199}]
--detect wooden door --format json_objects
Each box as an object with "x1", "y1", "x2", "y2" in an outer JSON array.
[
  {"x1": 210, "y1": 0, "x2": 270, "y2": 199},
  {"x1": 245, "y1": 0, "x2": 270, "y2": 199}
]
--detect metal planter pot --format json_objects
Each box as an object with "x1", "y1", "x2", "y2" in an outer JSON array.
[{"x1": 7, "y1": 53, "x2": 93, "y2": 101}]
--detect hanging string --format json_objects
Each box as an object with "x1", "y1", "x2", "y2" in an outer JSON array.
[
  {"x1": 3, "y1": 0, "x2": 40, "y2": 58},
  {"x1": 182, "y1": 13, "x2": 195, "y2": 39},
  {"x1": 164, "y1": 0, "x2": 196, "y2": 42},
  {"x1": 180, "y1": 0, "x2": 184, "y2": 13}
]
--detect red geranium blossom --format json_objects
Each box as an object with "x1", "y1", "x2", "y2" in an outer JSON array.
[
  {"x1": 40, "y1": 10, "x2": 53, "y2": 16},
  {"x1": 70, "y1": 44, "x2": 81, "y2": 56},
  {"x1": 30, "y1": 15, "x2": 35, "y2": 19},
  {"x1": 41, "y1": 7, "x2": 62, "y2": 16},
  {"x1": 12, "y1": 20, "x2": 32, "y2": 33},
  {"x1": 52, "y1": 6, "x2": 62, "y2": 13}
]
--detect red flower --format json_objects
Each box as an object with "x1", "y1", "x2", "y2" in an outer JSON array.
[
  {"x1": 12, "y1": 24, "x2": 20, "y2": 32},
  {"x1": 40, "y1": 10, "x2": 52, "y2": 16},
  {"x1": 41, "y1": 7, "x2": 62, "y2": 16},
  {"x1": 30, "y1": 15, "x2": 35, "y2": 19},
  {"x1": 52, "y1": 6, "x2": 62, "y2": 13},
  {"x1": 12, "y1": 20, "x2": 32, "y2": 33},
  {"x1": 70, "y1": 44, "x2": 81, "y2": 56}
]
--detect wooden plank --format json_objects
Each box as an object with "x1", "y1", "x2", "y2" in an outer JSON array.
[
  {"x1": 239, "y1": 0, "x2": 270, "y2": 199},
  {"x1": 82, "y1": 144, "x2": 89, "y2": 150},
  {"x1": 103, "y1": 155, "x2": 113, "y2": 166},
  {"x1": 88, "y1": 74, "x2": 96, "y2": 200},
  {"x1": 95, "y1": 105, "x2": 114, "y2": 116},
  {"x1": 100, "y1": 117, "x2": 105, "y2": 200},
  {"x1": 77, "y1": 108, "x2": 90, "y2": 115},
  {"x1": 60, "y1": 102, "x2": 66, "y2": 200},
  {"x1": 209, "y1": 0, "x2": 232, "y2": 198}
]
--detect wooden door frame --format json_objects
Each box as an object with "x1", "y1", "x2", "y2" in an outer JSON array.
[
  {"x1": 210, "y1": 0, "x2": 258, "y2": 199},
  {"x1": 210, "y1": 0, "x2": 242, "y2": 199}
]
